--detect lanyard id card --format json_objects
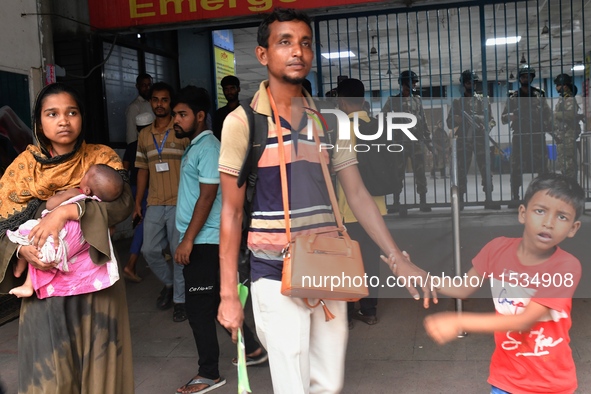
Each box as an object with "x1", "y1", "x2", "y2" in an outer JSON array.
[
  {"x1": 152, "y1": 130, "x2": 170, "y2": 172},
  {"x1": 155, "y1": 162, "x2": 169, "y2": 172}
]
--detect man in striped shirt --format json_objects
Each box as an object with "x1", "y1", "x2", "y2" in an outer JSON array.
[
  {"x1": 134, "y1": 82, "x2": 190, "y2": 322},
  {"x1": 217, "y1": 8, "x2": 432, "y2": 393}
]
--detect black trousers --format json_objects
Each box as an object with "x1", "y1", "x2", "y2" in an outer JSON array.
[
  {"x1": 184, "y1": 243, "x2": 260, "y2": 379},
  {"x1": 346, "y1": 222, "x2": 380, "y2": 317}
]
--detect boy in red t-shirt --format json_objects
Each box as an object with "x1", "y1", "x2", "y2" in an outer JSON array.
[{"x1": 423, "y1": 173, "x2": 584, "y2": 394}]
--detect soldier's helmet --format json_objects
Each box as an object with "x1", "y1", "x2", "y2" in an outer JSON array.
[
  {"x1": 553, "y1": 73, "x2": 572, "y2": 86},
  {"x1": 398, "y1": 70, "x2": 419, "y2": 86},
  {"x1": 460, "y1": 70, "x2": 479, "y2": 84},
  {"x1": 518, "y1": 64, "x2": 536, "y2": 78}
]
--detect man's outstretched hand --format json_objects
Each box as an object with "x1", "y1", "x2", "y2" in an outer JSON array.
[{"x1": 381, "y1": 250, "x2": 438, "y2": 308}]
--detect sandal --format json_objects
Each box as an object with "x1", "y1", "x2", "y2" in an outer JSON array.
[
  {"x1": 176, "y1": 376, "x2": 226, "y2": 394},
  {"x1": 122, "y1": 271, "x2": 142, "y2": 283},
  {"x1": 173, "y1": 303, "x2": 188, "y2": 323},
  {"x1": 231, "y1": 348, "x2": 268, "y2": 366}
]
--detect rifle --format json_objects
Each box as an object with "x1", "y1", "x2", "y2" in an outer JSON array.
[
  {"x1": 461, "y1": 111, "x2": 508, "y2": 160},
  {"x1": 505, "y1": 108, "x2": 563, "y2": 144},
  {"x1": 421, "y1": 136, "x2": 435, "y2": 154},
  {"x1": 461, "y1": 110, "x2": 486, "y2": 132}
]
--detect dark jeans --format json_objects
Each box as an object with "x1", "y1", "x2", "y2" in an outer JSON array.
[
  {"x1": 346, "y1": 221, "x2": 380, "y2": 317},
  {"x1": 184, "y1": 244, "x2": 260, "y2": 379}
]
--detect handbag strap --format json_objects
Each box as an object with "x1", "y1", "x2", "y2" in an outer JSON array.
[
  {"x1": 267, "y1": 87, "x2": 292, "y2": 246},
  {"x1": 266, "y1": 87, "x2": 350, "y2": 246}
]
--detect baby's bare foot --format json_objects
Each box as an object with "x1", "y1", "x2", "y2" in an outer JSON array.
[{"x1": 9, "y1": 285, "x2": 34, "y2": 298}]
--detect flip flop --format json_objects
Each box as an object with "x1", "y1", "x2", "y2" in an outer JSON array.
[
  {"x1": 122, "y1": 271, "x2": 142, "y2": 283},
  {"x1": 176, "y1": 376, "x2": 226, "y2": 394},
  {"x1": 231, "y1": 348, "x2": 268, "y2": 366}
]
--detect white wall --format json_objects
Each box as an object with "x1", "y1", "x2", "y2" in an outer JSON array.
[{"x1": 0, "y1": 0, "x2": 42, "y2": 75}]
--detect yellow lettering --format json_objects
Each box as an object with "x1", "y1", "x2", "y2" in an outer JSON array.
[
  {"x1": 227, "y1": 0, "x2": 236, "y2": 8},
  {"x1": 160, "y1": 0, "x2": 183, "y2": 15},
  {"x1": 201, "y1": 0, "x2": 224, "y2": 11},
  {"x1": 188, "y1": 0, "x2": 197, "y2": 12},
  {"x1": 130, "y1": 0, "x2": 156, "y2": 18},
  {"x1": 248, "y1": 0, "x2": 272, "y2": 12}
]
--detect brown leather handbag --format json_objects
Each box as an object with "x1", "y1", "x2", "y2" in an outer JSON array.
[{"x1": 267, "y1": 88, "x2": 368, "y2": 320}]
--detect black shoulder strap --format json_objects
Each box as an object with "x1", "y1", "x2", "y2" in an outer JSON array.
[{"x1": 237, "y1": 99, "x2": 268, "y2": 203}]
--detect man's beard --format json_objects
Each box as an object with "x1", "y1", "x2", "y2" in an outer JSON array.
[
  {"x1": 174, "y1": 124, "x2": 196, "y2": 139},
  {"x1": 283, "y1": 75, "x2": 307, "y2": 85},
  {"x1": 154, "y1": 107, "x2": 169, "y2": 118}
]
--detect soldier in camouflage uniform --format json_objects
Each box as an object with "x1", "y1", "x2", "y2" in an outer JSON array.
[
  {"x1": 446, "y1": 70, "x2": 497, "y2": 208},
  {"x1": 553, "y1": 73, "x2": 581, "y2": 181},
  {"x1": 382, "y1": 70, "x2": 432, "y2": 212},
  {"x1": 430, "y1": 120, "x2": 450, "y2": 179},
  {"x1": 501, "y1": 64, "x2": 552, "y2": 206}
]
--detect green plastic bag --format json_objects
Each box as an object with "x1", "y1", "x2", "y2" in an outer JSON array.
[{"x1": 237, "y1": 283, "x2": 252, "y2": 394}]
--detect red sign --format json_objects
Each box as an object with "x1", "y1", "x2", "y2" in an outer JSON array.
[{"x1": 88, "y1": 0, "x2": 382, "y2": 30}]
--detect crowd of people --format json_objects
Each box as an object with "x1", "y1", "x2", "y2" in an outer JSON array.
[{"x1": 0, "y1": 6, "x2": 587, "y2": 394}]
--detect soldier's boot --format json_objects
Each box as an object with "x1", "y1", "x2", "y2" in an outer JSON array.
[
  {"x1": 419, "y1": 193, "x2": 432, "y2": 212},
  {"x1": 388, "y1": 194, "x2": 401, "y2": 214},
  {"x1": 484, "y1": 200, "x2": 501, "y2": 210},
  {"x1": 458, "y1": 193, "x2": 465, "y2": 211},
  {"x1": 484, "y1": 185, "x2": 501, "y2": 210},
  {"x1": 507, "y1": 190, "x2": 521, "y2": 209}
]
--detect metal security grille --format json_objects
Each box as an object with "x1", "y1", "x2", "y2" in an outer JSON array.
[
  {"x1": 102, "y1": 38, "x2": 179, "y2": 146},
  {"x1": 314, "y1": 0, "x2": 590, "y2": 210}
]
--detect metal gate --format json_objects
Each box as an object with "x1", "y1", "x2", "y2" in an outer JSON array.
[{"x1": 313, "y1": 0, "x2": 590, "y2": 211}]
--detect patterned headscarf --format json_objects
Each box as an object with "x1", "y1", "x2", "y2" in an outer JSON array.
[{"x1": 0, "y1": 83, "x2": 124, "y2": 232}]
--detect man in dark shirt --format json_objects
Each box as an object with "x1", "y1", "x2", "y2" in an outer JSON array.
[{"x1": 212, "y1": 75, "x2": 240, "y2": 140}]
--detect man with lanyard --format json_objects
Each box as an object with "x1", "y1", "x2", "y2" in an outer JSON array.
[{"x1": 134, "y1": 82, "x2": 190, "y2": 322}]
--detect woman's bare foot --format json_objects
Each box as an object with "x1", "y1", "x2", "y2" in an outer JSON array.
[{"x1": 9, "y1": 285, "x2": 34, "y2": 298}]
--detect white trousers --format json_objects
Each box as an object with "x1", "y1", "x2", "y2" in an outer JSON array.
[{"x1": 251, "y1": 278, "x2": 348, "y2": 394}]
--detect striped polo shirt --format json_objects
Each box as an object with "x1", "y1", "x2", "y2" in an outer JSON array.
[
  {"x1": 135, "y1": 118, "x2": 189, "y2": 206},
  {"x1": 219, "y1": 81, "x2": 357, "y2": 282}
]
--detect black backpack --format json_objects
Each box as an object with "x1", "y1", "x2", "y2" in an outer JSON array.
[
  {"x1": 354, "y1": 117, "x2": 398, "y2": 196},
  {"x1": 235, "y1": 101, "x2": 267, "y2": 285}
]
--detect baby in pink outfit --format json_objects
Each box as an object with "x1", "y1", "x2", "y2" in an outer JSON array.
[{"x1": 8, "y1": 164, "x2": 124, "y2": 298}]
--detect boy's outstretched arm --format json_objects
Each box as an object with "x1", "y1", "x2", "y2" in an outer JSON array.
[
  {"x1": 424, "y1": 301, "x2": 551, "y2": 345},
  {"x1": 431, "y1": 267, "x2": 484, "y2": 300}
]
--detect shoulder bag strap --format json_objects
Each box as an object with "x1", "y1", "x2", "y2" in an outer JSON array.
[{"x1": 266, "y1": 87, "x2": 350, "y2": 245}]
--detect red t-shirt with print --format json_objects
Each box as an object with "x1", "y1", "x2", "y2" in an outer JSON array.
[{"x1": 472, "y1": 237, "x2": 581, "y2": 394}]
